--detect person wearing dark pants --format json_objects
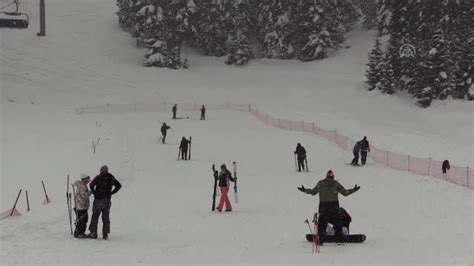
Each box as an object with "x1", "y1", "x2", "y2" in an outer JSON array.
[
  {"x1": 87, "y1": 166, "x2": 122, "y2": 240},
  {"x1": 179, "y1": 137, "x2": 190, "y2": 160},
  {"x1": 160, "y1": 122, "x2": 171, "y2": 144},
  {"x1": 200, "y1": 105, "x2": 206, "y2": 120},
  {"x1": 298, "y1": 170, "x2": 360, "y2": 243},
  {"x1": 172, "y1": 104, "x2": 177, "y2": 119},
  {"x1": 351, "y1": 141, "x2": 361, "y2": 166},
  {"x1": 294, "y1": 143, "x2": 307, "y2": 172},
  {"x1": 359, "y1": 137, "x2": 370, "y2": 166},
  {"x1": 72, "y1": 174, "x2": 91, "y2": 238}
]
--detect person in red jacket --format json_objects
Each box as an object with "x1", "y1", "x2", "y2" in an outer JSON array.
[
  {"x1": 87, "y1": 166, "x2": 122, "y2": 239},
  {"x1": 214, "y1": 164, "x2": 236, "y2": 212}
]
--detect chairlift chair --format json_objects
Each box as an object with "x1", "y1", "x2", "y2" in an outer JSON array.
[{"x1": 0, "y1": 11, "x2": 29, "y2": 29}]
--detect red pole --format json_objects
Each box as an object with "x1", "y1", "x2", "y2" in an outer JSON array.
[
  {"x1": 26, "y1": 190, "x2": 30, "y2": 212},
  {"x1": 10, "y1": 189, "x2": 22, "y2": 216},
  {"x1": 42, "y1": 180, "x2": 50, "y2": 204}
]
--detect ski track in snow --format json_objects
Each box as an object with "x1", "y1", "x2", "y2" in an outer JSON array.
[{"x1": 1, "y1": 0, "x2": 473, "y2": 265}]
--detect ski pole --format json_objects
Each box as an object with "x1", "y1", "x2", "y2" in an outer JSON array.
[{"x1": 294, "y1": 154, "x2": 297, "y2": 171}]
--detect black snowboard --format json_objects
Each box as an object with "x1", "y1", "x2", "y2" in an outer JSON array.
[{"x1": 306, "y1": 234, "x2": 366, "y2": 243}]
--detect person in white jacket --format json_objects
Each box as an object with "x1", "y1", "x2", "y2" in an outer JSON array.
[{"x1": 73, "y1": 174, "x2": 91, "y2": 238}]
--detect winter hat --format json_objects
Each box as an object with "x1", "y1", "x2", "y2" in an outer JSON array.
[
  {"x1": 220, "y1": 164, "x2": 227, "y2": 169},
  {"x1": 100, "y1": 165, "x2": 109, "y2": 174},
  {"x1": 326, "y1": 170, "x2": 335, "y2": 179},
  {"x1": 80, "y1": 174, "x2": 90, "y2": 181}
]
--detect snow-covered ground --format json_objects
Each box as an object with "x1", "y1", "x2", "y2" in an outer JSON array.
[{"x1": 1, "y1": 0, "x2": 473, "y2": 265}]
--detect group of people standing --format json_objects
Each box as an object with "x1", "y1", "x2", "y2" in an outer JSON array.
[{"x1": 73, "y1": 166, "x2": 122, "y2": 240}]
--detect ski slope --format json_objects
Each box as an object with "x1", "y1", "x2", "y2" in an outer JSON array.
[{"x1": 1, "y1": 0, "x2": 473, "y2": 265}]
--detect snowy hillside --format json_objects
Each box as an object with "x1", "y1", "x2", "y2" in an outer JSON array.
[{"x1": 1, "y1": 0, "x2": 473, "y2": 265}]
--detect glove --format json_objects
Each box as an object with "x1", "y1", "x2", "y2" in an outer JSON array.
[
  {"x1": 297, "y1": 185, "x2": 306, "y2": 192},
  {"x1": 353, "y1": 184, "x2": 361, "y2": 192}
]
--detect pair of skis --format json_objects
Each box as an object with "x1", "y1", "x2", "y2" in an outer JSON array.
[
  {"x1": 211, "y1": 161, "x2": 237, "y2": 211},
  {"x1": 305, "y1": 213, "x2": 320, "y2": 253},
  {"x1": 66, "y1": 175, "x2": 78, "y2": 236},
  {"x1": 294, "y1": 154, "x2": 309, "y2": 172},
  {"x1": 178, "y1": 136, "x2": 192, "y2": 161}
]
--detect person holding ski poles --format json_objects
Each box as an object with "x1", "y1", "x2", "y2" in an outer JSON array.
[
  {"x1": 294, "y1": 143, "x2": 307, "y2": 172},
  {"x1": 179, "y1": 137, "x2": 190, "y2": 160},
  {"x1": 215, "y1": 164, "x2": 236, "y2": 212},
  {"x1": 200, "y1": 105, "x2": 206, "y2": 120},
  {"x1": 359, "y1": 137, "x2": 370, "y2": 166},
  {"x1": 160, "y1": 122, "x2": 171, "y2": 144},
  {"x1": 72, "y1": 174, "x2": 91, "y2": 238},
  {"x1": 87, "y1": 166, "x2": 122, "y2": 240},
  {"x1": 298, "y1": 170, "x2": 360, "y2": 243}
]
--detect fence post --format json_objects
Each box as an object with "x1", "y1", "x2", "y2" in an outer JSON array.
[
  {"x1": 312, "y1": 123, "x2": 315, "y2": 134},
  {"x1": 42, "y1": 180, "x2": 50, "y2": 205},
  {"x1": 408, "y1": 155, "x2": 411, "y2": 171},
  {"x1": 10, "y1": 189, "x2": 22, "y2": 216},
  {"x1": 386, "y1": 151, "x2": 389, "y2": 166},
  {"x1": 467, "y1": 167, "x2": 470, "y2": 188},
  {"x1": 334, "y1": 130, "x2": 337, "y2": 143},
  {"x1": 427, "y1": 158, "x2": 432, "y2": 175}
]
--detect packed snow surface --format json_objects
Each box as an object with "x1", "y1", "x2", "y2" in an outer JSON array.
[{"x1": 1, "y1": 0, "x2": 473, "y2": 265}]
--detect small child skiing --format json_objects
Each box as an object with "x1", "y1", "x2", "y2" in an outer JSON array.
[
  {"x1": 214, "y1": 164, "x2": 236, "y2": 212},
  {"x1": 72, "y1": 174, "x2": 91, "y2": 238}
]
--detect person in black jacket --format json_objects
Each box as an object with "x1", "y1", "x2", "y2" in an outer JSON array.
[
  {"x1": 87, "y1": 166, "x2": 122, "y2": 240},
  {"x1": 160, "y1": 122, "x2": 171, "y2": 144},
  {"x1": 294, "y1": 143, "x2": 307, "y2": 172},
  {"x1": 179, "y1": 137, "x2": 190, "y2": 160},
  {"x1": 360, "y1": 137, "x2": 370, "y2": 166},
  {"x1": 214, "y1": 164, "x2": 236, "y2": 212},
  {"x1": 200, "y1": 105, "x2": 206, "y2": 120},
  {"x1": 442, "y1": 160, "x2": 450, "y2": 174},
  {"x1": 172, "y1": 104, "x2": 177, "y2": 119}
]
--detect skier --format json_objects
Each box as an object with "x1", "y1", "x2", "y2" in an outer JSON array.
[
  {"x1": 294, "y1": 143, "x2": 307, "y2": 172},
  {"x1": 200, "y1": 105, "x2": 206, "y2": 120},
  {"x1": 179, "y1": 136, "x2": 190, "y2": 160},
  {"x1": 351, "y1": 140, "x2": 362, "y2": 166},
  {"x1": 172, "y1": 104, "x2": 177, "y2": 119},
  {"x1": 360, "y1": 137, "x2": 370, "y2": 166},
  {"x1": 72, "y1": 174, "x2": 91, "y2": 238},
  {"x1": 442, "y1": 160, "x2": 450, "y2": 174},
  {"x1": 298, "y1": 170, "x2": 360, "y2": 243},
  {"x1": 160, "y1": 122, "x2": 171, "y2": 144},
  {"x1": 214, "y1": 164, "x2": 236, "y2": 212},
  {"x1": 87, "y1": 166, "x2": 122, "y2": 240}
]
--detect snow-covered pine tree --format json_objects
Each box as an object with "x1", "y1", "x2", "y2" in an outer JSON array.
[
  {"x1": 225, "y1": 32, "x2": 253, "y2": 66},
  {"x1": 366, "y1": 37, "x2": 384, "y2": 91},
  {"x1": 225, "y1": 0, "x2": 254, "y2": 66},
  {"x1": 194, "y1": 0, "x2": 229, "y2": 56}
]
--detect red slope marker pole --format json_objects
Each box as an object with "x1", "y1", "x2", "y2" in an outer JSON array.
[
  {"x1": 10, "y1": 189, "x2": 22, "y2": 216},
  {"x1": 42, "y1": 180, "x2": 50, "y2": 204},
  {"x1": 26, "y1": 190, "x2": 30, "y2": 212}
]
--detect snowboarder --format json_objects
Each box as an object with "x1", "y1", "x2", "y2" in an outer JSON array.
[
  {"x1": 294, "y1": 143, "x2": 307, "y2": 172},
  {"x1": 160, "y1": 122, "x2": 171, "y2": 144},
  {"x1": 351, "y1": 141, "x2": 362, "y2": 166},
  {"x1": 360, "y1": 137, "x2": 370, "y2": 166},
  {"x1": 179, "y1": 137, "x2": 190, "y2": 160},
  {"x1": 87, "y1": 166, "x2": 122, "y2": 240},
  {"x1": 298, "y1": 170, "x2": 360, "y2": 243},
  {"x1": 172, "y1": 104, "x2": 177, "y2": 119},
  {"x1": 214, "y1": 164, "x2": 236, "y2": 212},
  {"x1": 325, "y1": 207, "x2": 352, "y2": 236},
  {"x1": 442, "y1": 160, "x2": 450, "y2": 174},
  {"x1": 72, "y1": 174, "x2": 91, "y2": 238},
  {"x1": 200, "y1": 105, "x2": 206, "y2": 120}
]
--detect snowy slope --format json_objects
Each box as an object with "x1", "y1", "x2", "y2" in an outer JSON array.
[{"x1": 1, "y1": 0, "x2": 473, "y2": 265}]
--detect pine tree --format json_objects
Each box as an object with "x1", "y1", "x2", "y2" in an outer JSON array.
[
  {"x1": 195, "y1": 1, "x2": 229, "y2": 56},
  {"x1": 366, "y1": 37, "x2": 384, "y2": 91}
]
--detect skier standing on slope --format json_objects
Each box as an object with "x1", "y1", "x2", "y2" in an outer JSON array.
[
  {"x1": 87, "y1": 166, "x2": 122, "y2": 240},
  {"x1": 160, "y1": 122, "x2": 171, "y2": 144},
  {"x1": 200, "y1": 105, "x2": 206, "y2": 120},
  {"x1": 294, "y1": 143, "x2": 307, "y2": 172},
  {"x1": 72, "y1": 174, "x2": 91, "y2": 238},
  {"x1": 351, "y1": 141, "x2": 361, "y2": 166},
  {"x1": 298, "y1": 170, "x2": 360, "y2": 243},
  {"x1": 172, "y1": 104, "x2": 177, "y2": 119},
  {"x1": 214, "y1": 164, "x2": 236, "y2": 212},
  {"x1": 179, "y1": 137, "x2": 190, "y2": 160},
  {"x1": 359, "y1": 137, "x2": 370, "y2": 166}
]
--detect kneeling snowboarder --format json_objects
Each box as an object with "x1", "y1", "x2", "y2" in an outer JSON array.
[
  {"x1": 72, "y1": 174, "x2": 91, "y2": 238},
  {"x1": 298, "y1": 170, "x2": 360, "y2": 243}
]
